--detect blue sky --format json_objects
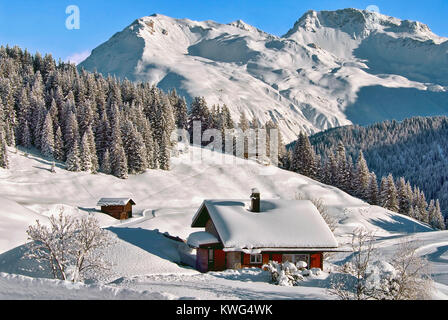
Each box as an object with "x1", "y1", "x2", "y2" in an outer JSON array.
[{"x1": 0, "y1": 0, "x2": 447, "y2": 63}]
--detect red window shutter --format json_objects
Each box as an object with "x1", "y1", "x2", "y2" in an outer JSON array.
[{"x1": 262, "y1": 254, "x2": 269, "y2": 265}]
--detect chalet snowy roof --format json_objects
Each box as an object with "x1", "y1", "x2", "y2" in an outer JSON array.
[
  {"x1": 97, "y1": 198, "x2": 136, "y2": 206},
  {"x1": 191, "y1": 199, "x2": 338, "y2": 250},
  {"x1": 187, "y1": 231, "x2": 220, "y2": 248}
]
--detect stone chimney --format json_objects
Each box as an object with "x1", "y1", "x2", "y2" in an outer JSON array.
[{"x1": 250, "y1": 188, "x2": 260, "y2": 212}]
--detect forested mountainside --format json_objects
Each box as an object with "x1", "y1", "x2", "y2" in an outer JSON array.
[
  {"x1": 0, "y1": 46, "x2": 287, "y2": 177},
  {"x1": 308, "y1": 116, "x2": 448, "y2": 221},
  {"x1": 0, "y1": 45, "x2": 245, "y2": 178}
]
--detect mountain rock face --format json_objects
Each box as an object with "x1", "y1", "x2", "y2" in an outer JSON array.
[{"x1": 80, "y1": 9, "x2": 448, "y2": 142}]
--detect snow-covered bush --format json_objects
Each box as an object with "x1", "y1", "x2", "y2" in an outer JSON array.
[
  {"x1": 296, "y1": 261, "x2": 307, "y2": 270},
  {"x1": 329, "y1": 229, "x2": 433, "y2": 300},
  {"x1": 311, "y1": 268, "x2": 322, "y2": 276},
  {"x1": 25, "y1": 209, "x2": 115, "y2": 282},
  {"x1": 262, "y1": 260, "x2": 311, "y2": 286}
]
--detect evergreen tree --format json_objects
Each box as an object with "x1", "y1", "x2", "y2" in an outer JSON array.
[
  {"x1": 415, "y1": 190, "x2": 429, "y2": 223},
  {"x1": 188, "y1": 96, "x2": 211, "y2": 145},
  {"x1": 21, "y1": 120, "x2": 32, "y2": 148},
  {"x1": 368, "y1": 172, "x2": 379, "y2": 205},
  {"x1": 100, "y1": 149, "x2": 111, "y2": 174},
  {"x1": 382, "y1": 174, "x2": 399, "y2": 212},
  {"x1": 355, "y1": 151, "x2": 370, "y2": 199},
  {"x1": 54, "y1": 126, "x2": 64, "y2": 161},
  {"x1": 335, "y1": 142, "x2": 350, "y2": 191},
  {"x1": 80, "y1": 133, "x2": 92, "y2": 172},
  {"x1": 430, "y1": 200, "x2": 446, "y2": 230},
  {"x1": 111, "y1": 143, "x2": 128, "y2": 179},
  {"x1": 41, "y1": 112, "x2": 55, "y2": 158},
  {"x1": 66, "y1": 140, "x2": 81, "y2": 172},
  {"x1": 122, "y1": 120, "x2": 148, "y2": 174},
  {"x1": 397, "y1": 177, "x2": 411, "y2": 215},
  {"x1": 291, "y1": 132, "x2": 317, "y2": 178},
  {"x1": 238, "y1": 112, "x2": 250, "y2": 132},
  {"x1": 84, "y1": 126, "x2": 98, "y2": 173},
  {"x1": 64, "y1": 111, "x2": 80, "y2": 155},
  {"x1": 0, "y1": 130, "x2": 9, "y2": 169}
]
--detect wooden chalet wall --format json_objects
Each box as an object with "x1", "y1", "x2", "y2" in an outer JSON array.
[{"x1": 101, "y1": 202, "x2": 133, "y2": 220}]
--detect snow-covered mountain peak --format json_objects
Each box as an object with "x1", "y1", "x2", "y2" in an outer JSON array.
[
  {"x1": 227, "y1": 20, "x2": 259, "y2": 33},
  {"x1": 286, "y1": 8, "x2": 436, "y2": 40},
  {"x1": 79, "y1": 9, "x2": 448, "y2": 142}
]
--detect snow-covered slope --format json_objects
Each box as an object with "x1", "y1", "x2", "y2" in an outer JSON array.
[
  {"x1": 0, "y1": 146, "x2": 447, "y2": 299},
  {"x1": 80, "y1": 8, "x2": 448, "y2": 142}
]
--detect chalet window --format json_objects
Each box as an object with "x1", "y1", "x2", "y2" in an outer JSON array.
[
  {"x1": 208, "y1": 249, "x2": 214, "y2": 262},
  {"x1": 283, "y1": 254, "x2": 310, "y2": 266},
  {"x1": 250, "y1": 254, "x2": 262, "y2": 264},
  {"x1": 293, "y1": 254, "x2": 309, "y2": 266}
]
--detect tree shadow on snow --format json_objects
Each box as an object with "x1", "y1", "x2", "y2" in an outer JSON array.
[
  {"x1": 422, "y1": 245, "x2": 448, "y2": 264},
  {"x1": 0, "y1": 243, "x2": 52, "y2": 279},
  {"x1": 368, "y1": 213, "x2": 432, "y2": 234}
]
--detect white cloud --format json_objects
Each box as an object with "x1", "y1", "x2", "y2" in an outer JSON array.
[{"x1": 65, "y1": 50, "x2": 91, "y2": 65}]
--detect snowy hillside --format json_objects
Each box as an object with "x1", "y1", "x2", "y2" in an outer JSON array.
[
  {"x1": 1, "y1": 146, "x2": 448, "y2": 299},
  {"x1": 80, "y1": 8, "x2": 448, "y2": 142}
]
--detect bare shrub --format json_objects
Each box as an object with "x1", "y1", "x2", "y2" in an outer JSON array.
[
  {"x1": 329, "y1": 229, "x2": 433, "y2": 300},
  {"x1": 25, "y1": 209, "x2": 115, "y2": 282}
]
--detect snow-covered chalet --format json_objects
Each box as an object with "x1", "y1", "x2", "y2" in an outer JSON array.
[{"x1": 187, "y1": 189, "x2": 339, "y2": 272}]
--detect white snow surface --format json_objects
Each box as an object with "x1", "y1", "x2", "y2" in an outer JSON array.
[
  {"x1": 187, "y1": 231, "x2": 220, "y2": 248},
  {"x1": 194, "y1": 199, "x2": 338, "y2": 249},
  {"x1": 0, "y1": 146, "x2": 447, "y2": 299},
  {"x1": 80, "y1": 9, "x2": 448, "y2": 142}
]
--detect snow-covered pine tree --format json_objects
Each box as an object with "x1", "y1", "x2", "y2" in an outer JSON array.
[
  {"x1": 431, "y1": 200, "x2": 446, "y2": 230},
  {"x1": 77, "y1": 100, "x2": 94, "y2": 138},
  {"x1": 66, "y1": 140, "x2": 81, "y2": 172},
  {"x1": 335, "y1": 142, "x2": 350, "y2": 191},
  {"x1": 291, "y1": 132, "x2": 317, "y2": 178},
  {"x1": 173, "y1": 94, "x2": 188, "y2": 130},
  {"x1": 21, "y1": 120, "x2": 32, "y2": 149},
  {"x1": 159, "y1": 131, "x2": 171, "y2": 171},
  {"x1": 84, "y1": 126, "x2": 98, "y2": 173},
  {"x1": 238, "y1": 111, "x2": 250, "y2": 132},
  {"x1": 95, "y1": 111, "x2": 111, "y2": 164},
  {"x1": 221, "y1": 105, "x2": 234, "y2": 130},
  {"x1": 355, "y1": 151, "x2": 370, "y2": 200},
  {"x1": 40, "y1": 112, "x2": 55, "y2": 158},
  {"x1": 64, "y1": 111, "x2": 80, "y2": 156},
  {"x1": 415, "y1": 190, "x2": 429, "y2": 223},
  {"x1": 100, "y1": 149, "x2": 111, "y2": 174},
  {"x1": 368, "y1": 172, "x2": 379, "y2": 205},
  {"x1": 154, "y1": 96, "x2": 175, "y2": 169},
  {"x1": 108, "y1": 109, "x2": 128, "y2": 179},
  {"x1": 0, "y1": 130, "x2": 9, "y2": 169},
  {"x1": 381, "y1": 174, "x2": 399, "y2": 212},
  {"x1": 80, "y1": 133, "x2": 92, "y2": 172},
  {"x1": 54, "y1": 126, "x2": 64, "y2": 161},
  {"x1": 111, "y1": 143, "x2": 128, "y2": 179},
  {"x1": 397, "y1": 177, "x2": 411, "y2": 216},
  {"x1": 122, "y1": 120, "x2": 148, "y2": 174},
  {"x1": 188, "y1": 96, "x2": 211, "y2": 144},
  {"x1": 141, "y1": 119, "x2": 155, "y2": 169},
  {"x1": 4, "y1": 121, "x2": 15, "y2": 147}
]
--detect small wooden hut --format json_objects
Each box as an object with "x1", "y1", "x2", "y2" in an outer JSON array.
[{"x1": 97, "y1": 198, "x2": 136, "y2": 220}]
